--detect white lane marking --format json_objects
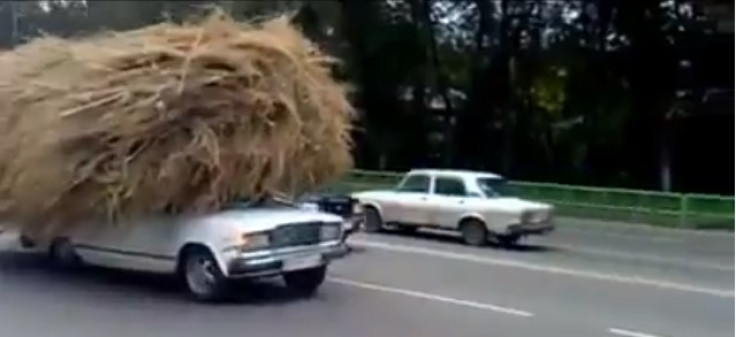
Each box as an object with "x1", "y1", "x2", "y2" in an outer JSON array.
[
  {"x1": 352, "y1": 239, "x2": 735, "y2": 298},
  {"x1": 411, "y1": 229, "x2": 732, "y2": 271},
  {"x1": 560, "y1": 227, "x2": 682, "y2": 243},
  {"x1": 553, "y1": 243, "x2": 734, "y2": 272},
  {"x1": 608, "y1": 327, "x2": 664, "y2": 337},
  {"x1": 328, "y1": 277, "x2": 534, "y2": 318}
]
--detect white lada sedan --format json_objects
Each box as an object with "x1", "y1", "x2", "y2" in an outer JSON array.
[
  {"x1": 352, "y1": 169, "x2": 554, "y2": 246},
  {"x1": 18, "y1": 197, "x2": 348, "y2": 302}
]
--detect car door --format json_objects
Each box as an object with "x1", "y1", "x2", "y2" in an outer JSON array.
[
  {"x1": 391, "y1": 174, "x2": 433, "y2": 225},
  {"x1": 112, "y1": 215, "x2": 180, "y2": 273},
  {"x1": 74, "y1": 216, "x2": 178, "y2": 273},
  {"x1": 426, "y1": 176, "x2": 473, "y2": 228}
]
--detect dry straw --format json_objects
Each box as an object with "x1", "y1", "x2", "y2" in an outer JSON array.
[{"x1": 0, "y1": 10, "x2": 355, "y2": 238}]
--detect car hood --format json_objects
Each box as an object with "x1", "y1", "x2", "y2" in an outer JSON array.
[{"x1": 204, "y1": 207, "x2": 343, "y2": 232}]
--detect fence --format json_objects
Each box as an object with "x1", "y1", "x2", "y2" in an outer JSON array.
[{"x1": 321, "y1": 169, "x2": 734, "y2": 230}]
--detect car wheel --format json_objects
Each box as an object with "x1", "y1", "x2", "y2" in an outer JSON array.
[
  {"x1": 496, "y1": 234, "x2": 520, "y2": 248},
  {"x1": 19, "y1": 234, "x2": 36, "y2": 249},
  {"x1": 283, "y1": 265, "x2": 327, "y2": 296},
  {"x1": 460, "y1": 219, "x2": 488, "y2": 246},
  {"x1": 363, "y1": 207, "x2": 384, "y2": 233},
  {"x1": 182, "y1": 248, "x2": 229, "y2": 302},
  {"x1": 48, "y1": 238, "x2": 81, "y2": 270}
]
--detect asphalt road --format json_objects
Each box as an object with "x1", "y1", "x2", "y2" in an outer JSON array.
[{"x1": 0, "y1": 220, "x2": 732, "y2": 337}]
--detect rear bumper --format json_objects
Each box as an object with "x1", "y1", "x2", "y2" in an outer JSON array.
[
  {"x1": 506, "y1": 221, "x2": 555, "y2": 236},
  {"x1": 226, "y1": 242, "x2": 348, "y2": 278}
]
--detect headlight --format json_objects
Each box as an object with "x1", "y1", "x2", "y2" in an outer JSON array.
[
  {"x1": 320, "y1": 222, "x2": 342, "y2": 241},
  {"x1": 239, "y1": 232, "x2": 271, "y2": 252}
]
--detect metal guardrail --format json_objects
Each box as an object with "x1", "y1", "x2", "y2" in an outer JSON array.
[{"x1": 321, "y1": 169, "x2": 734, "y2": 230}]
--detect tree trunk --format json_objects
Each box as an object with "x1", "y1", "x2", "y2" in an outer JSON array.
[
  {"x1": 408, "y1": 0, "x2": 429, "y2": 167},
  {"x1": 420, "y1": 0, "x2": 455, "y2": 166},
  {"x1": 458, "y1": 0, "x2": 493, "y2": 169},
  {"x1": 499, "y1": 0, "x2": 515, "y2": 174}
]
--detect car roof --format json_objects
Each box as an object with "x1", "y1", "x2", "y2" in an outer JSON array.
[{"x1": 407, "y1": 168, "x2": 503, "y2": 179}]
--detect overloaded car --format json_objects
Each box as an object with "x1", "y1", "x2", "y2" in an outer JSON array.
[
  {"x1": 351, "y1": 169, "x2": 554, "y2": 247},
  {"x1": 18, "y1": 195, "x2": 351, "y2": 302}
]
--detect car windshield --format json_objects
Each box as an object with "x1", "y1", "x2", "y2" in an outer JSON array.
[
  {"x1": 224, "y1": 194, "x2": 296, "y2": 210},
  {"x1": 476, "y1": 178, "x2": 509, "y2": 198}
]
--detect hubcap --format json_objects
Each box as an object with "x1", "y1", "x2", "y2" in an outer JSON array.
[
  {"x1": 186, "y1": 256, "x2": 217, "y2": 295},
  {"x1": 464, "y1": 224, "x2": 485, "y2": 244}
]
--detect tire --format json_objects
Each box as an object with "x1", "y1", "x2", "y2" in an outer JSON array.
[
  {"x1": 363, "y1": 207, "x2": 383, "y2": 233},
  {"x1": 181, "y1": 248, "x2": 229, "y2": 302},
  {"x1": 20, "y1": 234, "x2": 36, "y2": 249},
  {"x1": 283, "y1": 265, "x2": 327, "y2": 296},
  {"x1": 460, "y1": 219, "x2": 488, "y2": 246},
  {"x1": 496, "y1": 234, "x2": 520, "y2": 248},
  {"x1": 48, "y1": 238, "x2": 81, "y2": 270}
]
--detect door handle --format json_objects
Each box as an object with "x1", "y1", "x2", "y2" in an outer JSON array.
[{"x1": 420, "y1": 197, "x2": 427, "y2": 201}]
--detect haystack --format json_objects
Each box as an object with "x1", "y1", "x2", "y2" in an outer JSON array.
[{"x1": 0, "y1": 11, "x2": 354, "y2": 238}]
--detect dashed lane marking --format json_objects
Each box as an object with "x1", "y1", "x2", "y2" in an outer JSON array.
[
  {"x1": 351, "y1": 239, "x2": 734, "y2": 298},
  {"x1": 328, "y1": 277, "x2": 534, "y2": 318},
  {"x1": 608, "y1": 327, "x2": 664, "y2": 337}
]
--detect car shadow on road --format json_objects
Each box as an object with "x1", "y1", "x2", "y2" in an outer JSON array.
[
  {"x1": 0, "y1": 251, "x2": 322, "y2": 306},
  {"x1": 372, "y1": 228, "x2": 557, "y2": 253}
]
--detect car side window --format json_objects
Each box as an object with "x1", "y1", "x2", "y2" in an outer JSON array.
[
  {"x1": 396, "y1": 174, "x2": 430, "y2": 193},
  {"x1": 434, "y1": 177, "x2": 467, "y2": 197}
]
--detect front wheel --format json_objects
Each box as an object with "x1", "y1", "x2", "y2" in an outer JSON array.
[
  {"x1": 460, "y1": 220, "x2": 488, "y2": 246},
  {"x1": 48, "y1": 238, "x2": 81, "y2": 270},
  {"x1": 181, "y1": 248, "x2": 229, "y2": 302},
  {"x1": 363, "y1": 207, "x2": 384, "y2": 233},
  {"x1": 283, "y1": 265, "x2": 327, "y2": 296}
]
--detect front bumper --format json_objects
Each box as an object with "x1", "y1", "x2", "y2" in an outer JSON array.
[
  {"x1": 225, "y1": 241, "x2": 348, "y2": 278},
  {"x1": 506, "y1": 221, "x2": 555, "y2": 236},
  {"x1": 343, "y1": 213, "x2": 364, "y2": 235}
]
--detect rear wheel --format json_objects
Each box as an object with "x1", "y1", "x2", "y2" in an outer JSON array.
[
  {"x1": 460, "y1": 219, "x2": 488, "y2": 246},
  {"x1": 283, "y1": 265, "x2": 326, "y2": 296},
  {"x1": 363, "y1": 207, "x2": 384, "y2": 233},
  {"x1": 48, "y1": 238, "x2": 81, "y2": 270},
  {"x1": 181, "y1": 248, "x2": 229, "y2": 302}
]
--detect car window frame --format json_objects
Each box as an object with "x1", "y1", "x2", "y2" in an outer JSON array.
[
  {"x1": 432, "y1": 175, "x2": 468, "y2": 197},
  {"x1": 395, "y1": 174, "x2": 431, "y2": 193},
  {"x1": 476, "y1": 177, "x2": 509, "y2": 198}
]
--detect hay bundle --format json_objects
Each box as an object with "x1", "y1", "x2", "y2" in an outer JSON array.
[{"x1": 0, "y1": 12, "x2": 354, "y2": 238}]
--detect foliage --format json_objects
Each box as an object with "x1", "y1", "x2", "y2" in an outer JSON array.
[{"x1": 0, "y1": 0, "x2": 731, "y2": 194}]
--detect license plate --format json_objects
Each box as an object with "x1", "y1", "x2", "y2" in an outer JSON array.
[{"x1": 283, "y1": 254, "x2": 322, "y2": 271}]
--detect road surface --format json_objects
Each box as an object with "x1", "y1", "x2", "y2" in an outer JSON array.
[{"x1": 0, "y1": 221, "x2": 732, "y2": 337}]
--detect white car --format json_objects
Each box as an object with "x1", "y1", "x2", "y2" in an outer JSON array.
[
  {"x1": 352, "y1": 169, "x2": 554, "y2": 246},
  {"x1": 19, "y1": 197, "x2": 348, "y2": 302}
]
